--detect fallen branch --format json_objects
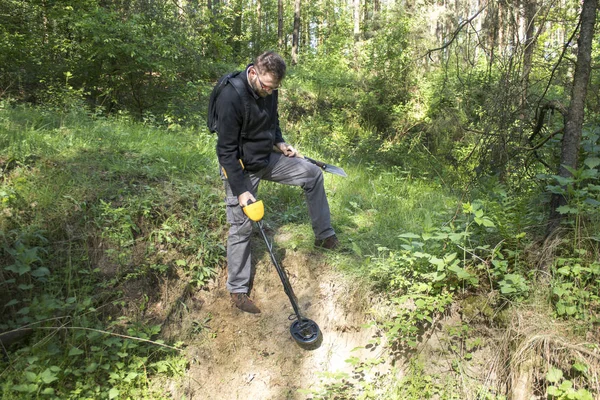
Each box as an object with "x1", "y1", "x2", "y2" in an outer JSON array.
[{"x1": 35, "y1": 326, "x2": 182, "y2": 351}]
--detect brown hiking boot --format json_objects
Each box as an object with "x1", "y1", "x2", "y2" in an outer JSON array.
[
  {"x1": 314, "y1": 234, "x2": 340, "y2": 250},
  {"x1": 230, "y1": 293, "x2": 261, "y2": 314}
]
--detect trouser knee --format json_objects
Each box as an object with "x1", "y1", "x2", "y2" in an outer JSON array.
[{"x1": 304, "y1": 165, "x2": 324, "y2": 191}]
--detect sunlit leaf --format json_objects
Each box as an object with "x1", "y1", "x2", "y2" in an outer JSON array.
[{"x1": 546, "y1": 367, "x2": 563, "y2": 383}]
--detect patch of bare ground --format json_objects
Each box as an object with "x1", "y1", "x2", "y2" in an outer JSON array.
[{"x1": 154, "y1": 231, "x2": 387, "y2": 400}]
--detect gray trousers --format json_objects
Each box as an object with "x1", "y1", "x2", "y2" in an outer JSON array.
[{"x1": 221, "y1": 153, "x2": 335, "y2": 293}]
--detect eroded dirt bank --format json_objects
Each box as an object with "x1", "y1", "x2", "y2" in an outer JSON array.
[{"x1": 161, "y1": 234, "x2": 384, "y2": 400}]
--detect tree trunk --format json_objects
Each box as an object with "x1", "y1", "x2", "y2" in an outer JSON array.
[
  {"x1": 363, "y1": 0, "x2": 369, "y2": 36},
  {"x1": 256, "y1": 0, "x2": 262, "y2": 52},
  {"x1": 353, "y1": 0, "x2": 360, "y2": 41},
  {"x1": 292, "y1": 0, "x2": 301, "y2": 65},
  {"x1": 233, "y1": 0, "x2": 243, "y2": 58},
  {"x1": 548, "y1": 0, "x2": 598, "y2": 233},
  {"x1": 278, "y1": 0, "x2": 283, "y2": 49},
  {"x1": 521, "y1": 0, "x2": 537, "y2": 109}
]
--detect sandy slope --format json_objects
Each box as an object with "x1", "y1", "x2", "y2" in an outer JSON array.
[{"x1": 162, "y1": 235, "x2": 383, "y2": 400}]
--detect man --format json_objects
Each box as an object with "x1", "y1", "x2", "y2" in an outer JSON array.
[{"x1": 215, "y1": 50, "x2": 339, "y2": 314}]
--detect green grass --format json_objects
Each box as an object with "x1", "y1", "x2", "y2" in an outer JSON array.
[{"x1": 0, "y1": 104, "x2": 222, "y2": 399}]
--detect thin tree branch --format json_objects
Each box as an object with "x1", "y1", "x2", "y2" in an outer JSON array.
[
  {"x1": 521, "y1": 127, "x2": 564, "y2": 151},
  {"x1": 535, "y1": 17, "x2": 582, "y2": 110},
  {"x1": 530, "y1": 100, "x2": 567, "y2": 143},
  {"x1": 426, "y1": 4, "x2": 488, "y2": 61}
]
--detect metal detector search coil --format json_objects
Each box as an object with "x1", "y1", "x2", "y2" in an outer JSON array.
[{"x1": 242, "y1": 200, "x2": 323, "y2": 350}]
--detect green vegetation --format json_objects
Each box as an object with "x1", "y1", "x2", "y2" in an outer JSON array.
[
  {"x1": 0, "y1": 104, "x2": 222, "y2": 398},
  {"x1": 2, "y1": 0, "x2": 599, "y2": 398}
]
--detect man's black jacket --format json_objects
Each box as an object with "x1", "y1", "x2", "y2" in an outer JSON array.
[{"x1": 215, "y1": 65, "x2": 285, "y2": 197}]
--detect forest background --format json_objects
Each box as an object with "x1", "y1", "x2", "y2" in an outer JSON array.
[{"x1": 0, "y1": 0, "x2": 599, "y2": 398}]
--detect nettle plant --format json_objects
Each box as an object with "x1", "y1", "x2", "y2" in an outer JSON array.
[
  {"x1": 541, "y1": 128, "x2": 600, "y2": 321},
  {"x1": 369, "y1": 201, "x2": 530, "y2": 348},
  {"x1": 551, "y1": 252, "x2": 600, "y2": 320},
  {"x1": 545, "y1": 128, "x2": 600, "y2": 237},
  {"x1": 545, "y1": 366, "x2": 595, "y2": 400}
]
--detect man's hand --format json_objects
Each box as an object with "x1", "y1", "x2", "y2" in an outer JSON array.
[
  {"x1": 276, "y1": 142, "x2": 298, "y2": 157},
  {"x1": 238, "y1": 191, "x2": 256, "y2": 208}
]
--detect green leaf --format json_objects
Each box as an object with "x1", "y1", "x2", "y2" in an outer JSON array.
[
  {"x1": 17, "y1": 284, "x2": 34, "y2": 290},
  {"x1": 481, "y1": 218, "x2": 495, "y2": 227},
  {"x1": 433, "y1": 272, "x2": 446, "y2": 281},
  {"x1": 556, "y1": 205, "x2": 577, "y2": 215},
  {"x1": 109, "y1": 387, "x2": 119, "y2": 399},
  {"x1": 546, "y1": 367, "x2": 563, "y2": 383},
  {"x1": 584, "y1": 157, "x2": 600, "y2": 169},
  {"x1": 557, "y1": 266, "x2": 571, "y2": 275},
  {"x1": 449, "y1": 233, "x2": 465, "y2": 243},
  {"x1": 546, "y1": 386, "x2": 562, "y2": 396},
  {"x1": 444, "y1": 252, "x2": 457, "y2": 263},
  {"x1": 398, "y1": 233, "x2": 421, "y2": 239},
  {"x1": 24, "y1": 371, "x2": 37, "y2": 382},
  {"x1": 462, "y1": 202, "x2": 473, "y2": 214},
  {"x1": 31, "y1": 267, "x2": 50, "y2": 277},
  {"x1": 17, "y1": 307, "x2": 30, "y2": 315},
  {"x1": 5, "y1": 299, "x2": 19, "y2": 307},
  {"x1": 553, "y1": 175, "x2": 574, "y2": 186},
  {"x1": 12, "y1": 384, "x2": 38, "y2": 393},
  {"x1": 584, "y1": 198, "x2": 600, "y2": 207},
  {"x1": 68, "y1": 347, "x2": 84, "y2": 356},
  {"x1": 429, "y1": 257, "x2": 444, "y2": 268},
  {"x1": 4, "y1": 263, "x2": 31, "y2": 275},
  {"x1": 572, "y1": 361, "x2": 588, "y2": 373},
  {"x1": 574, "y1": 388, "x2": 593, "y2": 400},
  {"x1": 500, "y1": 285, "x2": 516, "y2": 294},
  {"x1": 558, "y1": 379, "x2": 573, "y2": 391},
  {"x1": 40, "y1": 368, "x2": 58, "y2": 384},
  {"x1": 448, "y1": 264, "x2": 473, "y2": 280}
]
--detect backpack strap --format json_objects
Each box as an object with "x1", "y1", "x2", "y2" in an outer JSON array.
[{"x1": 228, "y1": 74, "x2": 251, "y2": 158}]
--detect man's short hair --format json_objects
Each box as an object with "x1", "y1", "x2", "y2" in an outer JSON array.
[{"x1": 254, "y1": 51, "x2": 286, "y2": 81}]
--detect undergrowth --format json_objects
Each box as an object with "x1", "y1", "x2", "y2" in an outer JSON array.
[
  {"x1": 1, "y1": 69, "x2": 599, "y2": 399},
  {"x1": 0, "y1": 103, "x2": 223, "y2": 398}
]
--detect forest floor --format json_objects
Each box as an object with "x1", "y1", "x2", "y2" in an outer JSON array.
[
  {"x1": 140, "y1": 230, "x2": 391, "y2": 399},
  {"x1": 108, "y1": 225, "x2": 514, "y2": 399}
]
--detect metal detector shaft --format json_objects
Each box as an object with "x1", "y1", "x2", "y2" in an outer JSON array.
[{"x1": 255, "y1": 221, "x2": 303, "y2": 320}]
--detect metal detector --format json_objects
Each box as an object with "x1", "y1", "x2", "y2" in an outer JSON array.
[{"x1": 243, "y1": 200, "x2": 323, "y2": 350}]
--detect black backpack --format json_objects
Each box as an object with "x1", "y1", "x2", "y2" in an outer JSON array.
[{"x1": 207, "y1": 71, "x2": 250, "y2": 137}]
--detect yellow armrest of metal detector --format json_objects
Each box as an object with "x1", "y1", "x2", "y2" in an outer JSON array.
[{"x1": 242, "y1": 200, "x2": 264, "y2": 222}]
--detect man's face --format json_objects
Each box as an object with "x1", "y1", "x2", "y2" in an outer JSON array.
[{"x1": 250, "y1": 67, "x2": 281, "y2": 98}]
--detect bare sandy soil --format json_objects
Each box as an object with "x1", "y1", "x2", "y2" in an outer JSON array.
[{"x1": 160, "y1": 233, "x2": 385, "y2": 400}]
